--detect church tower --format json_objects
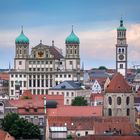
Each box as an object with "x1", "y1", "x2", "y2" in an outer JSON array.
[
  {"x1": 65, "y1": 26, "x2": 80, "y2": 71},
  {"x1": 14, "y1": 27, "x2": 29, "y2": 70},
  {"x1": 116, "y1": 18, "x2": 127, "y2": 77}
]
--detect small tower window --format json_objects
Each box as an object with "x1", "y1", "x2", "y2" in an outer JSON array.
[
  {"x1": 117, "y1": 97, "x2": 121, "y2": 105},
  {"x1": 122, "y1": 48, "x2": 124, "y2": 53},
  {"x1": 126, "y1": 96, "x2": 130, "y2": 105},
  {"x1": 108, "y1": 97, "x2": 112, "y2": 105},
  {"x1": 119, "y1": 48, "x2": 121, "y2": 53},
  {"x1": 120, "y1": 64, "x2": 123, "y2": 69},
  {"x1": 108, "y1": 108, "x2": 112, "y2": 116},
  {"x1": 127, "y1": 108, "x2": 130, "y2": 116}
]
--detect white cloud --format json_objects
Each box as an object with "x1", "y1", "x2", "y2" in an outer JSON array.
[{"x1": 0, "y1": 22, "x2": 140, "y2": 69}]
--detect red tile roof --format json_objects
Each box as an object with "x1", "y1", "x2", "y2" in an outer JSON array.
[
  {"x1": 0, "y1": 72, "x2": 9, "y2": 80},
  {"x1": 93, "y1": 117, "x2": 134, "y2": 135},
  {"x1": 48, "y1": 106, "x2": 102, "y2": 117},
  {"x1": 0, "y1": 130, "x2": 15, "y2": 140},
  {"x1": 9, "y1": 90, "x2": 64, "y2": 115},
  {"x1": 106, "y1": 73, "x2": 132, "y2": 93},
  {"x1": 75, "y1": 136, "x2": 140, "y2": 140},
  {"x1": 90, "y1": 93, "x2": 104, "y2": 101}
]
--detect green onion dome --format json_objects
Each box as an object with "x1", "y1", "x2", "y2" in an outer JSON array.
[
  {"x1": 15, "y1": 28, "x2": 29, "y2": 44},
  {"x1": 65, "y1": 28, "x2": 80, "y2": 44},
  {"x1": 117, "y1": 18, "x2": 126, "y2": 31}
]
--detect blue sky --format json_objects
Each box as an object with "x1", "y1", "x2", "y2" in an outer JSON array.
[{"x1": 1, "y1": 0, "x2": 140, "y2": 69}]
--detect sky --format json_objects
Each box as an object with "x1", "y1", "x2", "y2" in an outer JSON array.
[{"x1": 0, "y1": 0, "x2": 140, "y2": 69}]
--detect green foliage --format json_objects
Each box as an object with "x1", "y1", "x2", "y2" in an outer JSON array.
[
  {"x1": 1, "y1": 113, "x2": 40, "y2": 139},
  {"x1": 23, "y1": 96, "x2": 31, "y2": 99},
  {"x1": 67, "y1": 134, "x2": 73, "y2": 139},
  {"x1": 72, "y1": 96, "x2": 88, "y2": 106},
  {"x1": 98, "y1": 66, "x2": 107, "y2": 70}
]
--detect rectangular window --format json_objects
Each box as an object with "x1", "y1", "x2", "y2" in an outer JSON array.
[
  {"x1": 69, "y1": 61, "x2": 73, "y2": 65},
  {"x1": 33, "y1": 80, "x2": 36, "y2": 87},
  {"x1": 37, "y1": 80, "x2": 40, "y2": 87},
  {"x1": 41, "y1": 68, "x2": 44, "y2": 71},
  {"x1": 120, "y1": 64, "x2": 123, "y2": 69},
  {"x1": 68, "y1": 74, "x2": 71, "y2": 78},
  {"x1": 50, "y1": 61, "x2": 52, "y2": 64},
  {"x1": 11, "y1": 81, "x2": 14, "y2": 87},
  {"x1": 19, "y1": 61, "x2": 22, "y2": 65},
  {"x1": 33, "y1": 68, "x2": 36, "y2": 71},
  {"x1": 29, "y1": 80, "x2": 31, "y2": 87},
  {"x1": 41, "y1": 80, "x2": 44, "y2": 87},
  {"x1": 11, "y1": 90, "x2": 14, "y2": 95},
  {"x1": 24, "y1": 81, "x2": 26, "y2": 87},
  {"x1": 29, "y1": 68, "x2": 32, "y2": 71}
]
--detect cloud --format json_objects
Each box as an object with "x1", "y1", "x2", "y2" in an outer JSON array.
[{"x1": 0, "y1": 22, "x2": 140, "y2": 69}]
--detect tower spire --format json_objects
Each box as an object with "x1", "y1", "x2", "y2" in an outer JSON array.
[
  {"x1": 120, "y1": 17, "x2": 123, "y2": 27},
  {"x1": 21, "y1": 25, "x2": 23, "y2": 33},
  {"x1": 72, "y1": 25, "x2": 74, "y2": 32}
]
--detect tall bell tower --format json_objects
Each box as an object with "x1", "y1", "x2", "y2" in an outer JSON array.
[{"x1": 116, "y1": 18, "x2": 127, "y2": 77}]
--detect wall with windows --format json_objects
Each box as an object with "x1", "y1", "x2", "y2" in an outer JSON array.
[{"x1": 103, "y1": 93, "x2": 135, "y2": 124}]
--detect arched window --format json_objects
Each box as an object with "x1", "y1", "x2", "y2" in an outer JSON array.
[
  {"x1": 117, "y1": 97, "x2": 121, "y2": 105},
  {"x1": 108, "y1": 97, "x2": 112, "y2": 105},
  {"x1": 108, "y1": 108, "x2": 112, "y2": 116},
  {"x1": 122, "y1": 48, "x2": 124, "y2": 53},
  {"x1": 119, "y1": 48, "x2": 121, "y2": 53},
  {"x1": 127, "y1": 108, "x2": 130, "y2": 116},
  {"x1": 126, "y1": 96, "x2": 130, "y2": 105}
]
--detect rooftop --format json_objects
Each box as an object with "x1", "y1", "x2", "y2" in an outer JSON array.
[{"x1": 106, "y1": 73, "x2": 132, "y2": 93}]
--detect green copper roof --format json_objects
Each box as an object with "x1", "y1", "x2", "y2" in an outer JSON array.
[
  {"x1": 65, "y1": 28, "x2": 80, "y2": 44},
  {"x1": 15, "y1": 28, "x2": 29, "y2": 44},
  {"x1": 117, "y1": 18, "x2": 126, "y2": 31}
]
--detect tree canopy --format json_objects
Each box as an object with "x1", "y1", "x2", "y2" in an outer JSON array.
[
  {"x1": 72, "y1": 96, "x2": 88, "y2": 106},
  {"x1": 98, "y1": 66, "x2": 107, "y2": 70},
  {"x1": 1, "y1": 113, "x2": 40, "y2": 139}
]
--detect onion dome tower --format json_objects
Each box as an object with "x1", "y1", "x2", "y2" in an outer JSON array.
[
  {"x1": 15, "y1": 26, "x2": 29, "y2": 59},
  {"x1": 65, "y1": 26, "x2": 80, "y2": 59},
  {"x1": 14, "y1": 26, "x2": 29, "y2": 70},
  {"x1": 65, "y1": 26, "x2": 80, "y2": 78}
]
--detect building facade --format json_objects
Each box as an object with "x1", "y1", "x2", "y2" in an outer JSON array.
[
  {"x1": 104, "y1": 73, "x2": 135, "y2": 124},
  {"x1": 116, "y1": 18, "x2": 128, "y2": 77},
  {"x1": 9, "y1": 27, "x2": 82, "y2": 99}
]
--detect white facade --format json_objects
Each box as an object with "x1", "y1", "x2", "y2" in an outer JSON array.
[
  {"x1": 48, "y1": 89, "x2": 90, "y2": 105},
  {"x1": 91, "y1": 80, "x2": 101, "y2": 93},
  {"x1": 9, "y1": 29, "x2": 82, "y2": 99}
]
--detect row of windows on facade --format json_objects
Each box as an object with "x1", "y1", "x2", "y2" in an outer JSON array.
[
  {"x1": 11, "y1": 89, "x2": 48, "y2": 95},
  {"x1": 108, "y1": 96, "x2": 130, "y2": 105},
  {"x1": 11, "y1": 78, "x2": 54, "y2": 88},
  {"x1": 18, "y1": 60, "x2": 53, "y2": 65},
  {"x1": 66, "y1": 49, "x2": 78, "y2": 54},
  {"x1": 108, "y1": 108, "x2": 130, "y2": 116},
  {"x1": 118, "y1": 48, "x2": 125, "y2": 53},
  {"x1": 28, "y1": 68, "x2": 54, "y2": 72},
  {"x1": 118, "y1": 31, "x2": 126, "y2": 37},
  {"x1": 51, "y1": 91, "x2": 75, "y2": 97},
  {"x1": 29, "y1": 79, "x2": 53, "y2": 88},
  {"x1": 11, "y1": 74, "x2": 53, "y2": 78}
]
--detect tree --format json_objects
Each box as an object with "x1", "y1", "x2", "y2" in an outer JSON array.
[
  {"x1": 1, "y1": 113, "x2": 40, "y2": 139},
  {"x1": 98, "y1": 66, "x2": 107, "y2": 70},
  {"x1": 72, "y1": 96, "x2": 88, "y2": 106}
]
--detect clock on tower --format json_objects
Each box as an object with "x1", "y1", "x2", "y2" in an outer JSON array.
[{"x1": 116, "y1": 18, "x2": 128, "y2": 77}]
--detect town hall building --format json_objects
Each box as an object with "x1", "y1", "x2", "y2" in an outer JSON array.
[{"x1": 9, "y1": 27, "x2": 82, "y2": 99}]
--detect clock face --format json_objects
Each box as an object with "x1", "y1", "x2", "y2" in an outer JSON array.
[{"x1": 119, "y1": 54, "x2": 124, "y2": 60}]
